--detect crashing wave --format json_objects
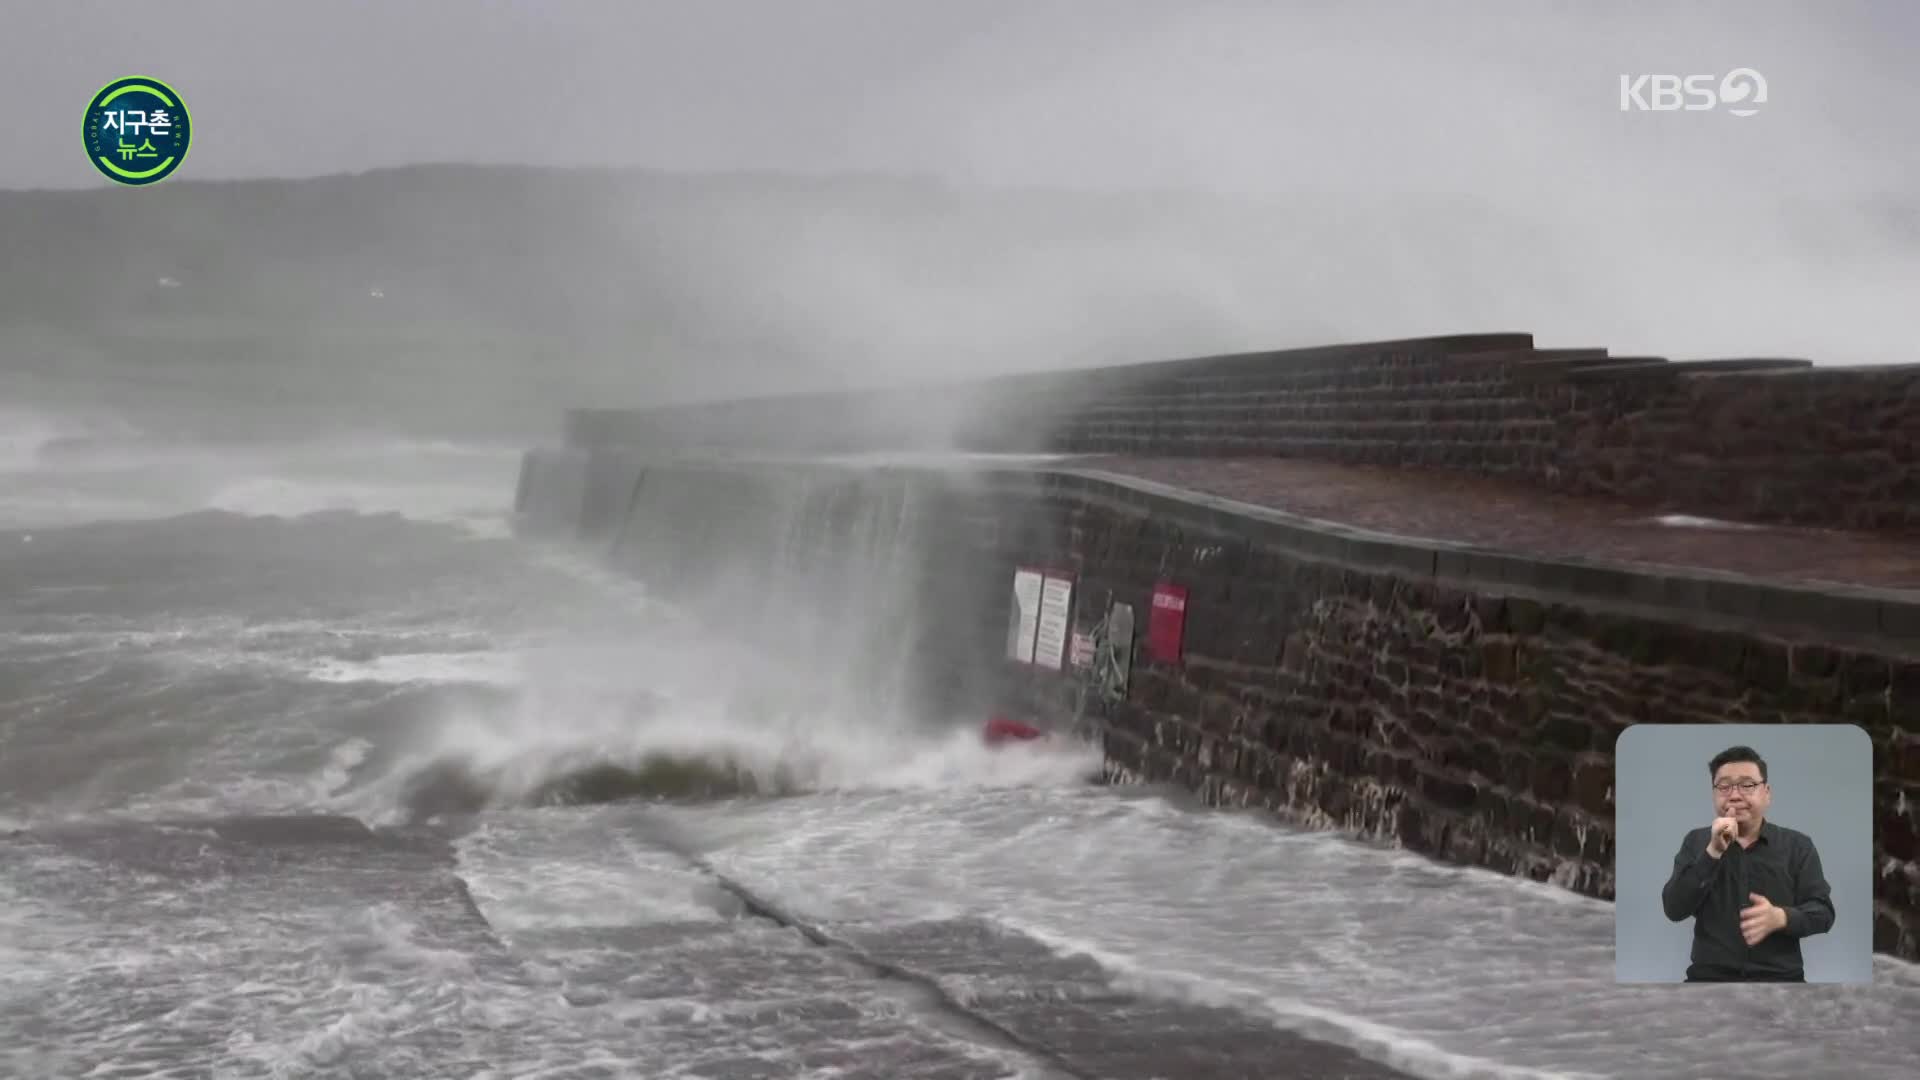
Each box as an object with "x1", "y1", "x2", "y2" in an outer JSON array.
[{"x1": 389, "y1": 750, "x2": 811, "y2": 821}]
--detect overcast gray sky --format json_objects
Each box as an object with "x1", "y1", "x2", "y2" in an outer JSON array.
[
  {"x1": 4, "y1": 0, "x2": 1914, "y2": 198},
  {"x1": 4, "y1": 1, "x2": 1916, "y2": 372}
]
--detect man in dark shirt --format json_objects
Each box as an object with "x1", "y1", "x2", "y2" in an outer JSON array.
[{"x1": 1661, "y1": 745, "x2": 1836, "y2": 981}]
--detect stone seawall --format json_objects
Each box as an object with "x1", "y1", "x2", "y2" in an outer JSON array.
[
  {"x1": 562, "y1": 334, "x2": 1920, "y2": 531},
  {"x1": 1041, "y1": 352, "x2": 1920, "y2": 531},
  {"x1": 982, "y1": 471, "x2": 1920, "y2": 963},
  {"x1": 513, "y1": 451, "x2": 1920, "y2": 962},
  {"x1": 1529, "y1": 363, "x2": 1920, "y2": 531}
]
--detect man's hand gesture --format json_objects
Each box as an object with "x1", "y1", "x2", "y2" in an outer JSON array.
[
  {"x1": 1740, "y1": 893, "x2": 1787, "y2": 946},
  {"x1": 1706, "y1": 817, "x2": 1739, "y2": 858}
]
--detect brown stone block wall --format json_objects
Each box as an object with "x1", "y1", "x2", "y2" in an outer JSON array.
[
  {"x1": 974, "y1": 483, "x2": 1920, "y2": 961},
  {"x1": 1047, "y1": 356, "x2": 1919, "y2": 531},
  {"x1": 1536, "y1": 366, "x2": 1920, "y2": 530},
  {"x1": 559, "y1": 336, "x2": 1917, "y2": 531},
  {"x1": 1046, "y1": 346, "x2": 1570, "y2": 469}
]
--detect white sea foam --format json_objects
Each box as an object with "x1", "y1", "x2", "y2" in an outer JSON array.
[
  {"x1": 346, "y1": 668, "x2": 1102, "y2": 827},
  {"x1": 1002, "y1": 918, "x2": 1601, "y2": 1080},
  {"x1": 455, "y1": 814, "x2": 735, "y2": 932},
  {"x1": 2, "y1": 421, "x2": 518, "y2": 536},
  {"x1": 314, "y1": 737, "x2": 374, "y2": 798},
  {"x1": 205, "y1": 472, "x2": 511, "y2": 538},
  {"x1": 302, "y1": 651, "x2": 523, "y2": 688},
  {"x1": 0, "y1": 406, "x2": 142, "y2": 473},
  {"x1": 680, "y1": 784, "x2": 1920, "y2": 1080}
]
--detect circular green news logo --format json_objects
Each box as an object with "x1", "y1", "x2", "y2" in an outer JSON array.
[{"x1": 84, "y1": 77, "x2": 192, "y2": 186}]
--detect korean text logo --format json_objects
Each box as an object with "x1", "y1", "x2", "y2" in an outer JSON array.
[
  {"x1": 1619, "y1": 69, "x2": 1767, "y2": 117},
  {"x1": 84, "y1": 77, "x2": 193, "y2": 185}
]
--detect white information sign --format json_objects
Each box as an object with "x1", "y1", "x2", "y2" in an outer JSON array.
[
  {"x1": 1007, "y1": 568, "x2": 1044, "y2": 663},
  {"x1": 1034, "y1": 575, "x2": 1074, "y2": 670}
]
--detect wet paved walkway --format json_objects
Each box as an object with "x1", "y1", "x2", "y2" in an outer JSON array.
[{"x1": 1083, "y1": 456, "x2": 1920, "y2": 593}]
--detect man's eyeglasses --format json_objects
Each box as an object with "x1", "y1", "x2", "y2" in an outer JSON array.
[{"x1": 1713, "y1": 779, "x2": 1765, "y2": 793}]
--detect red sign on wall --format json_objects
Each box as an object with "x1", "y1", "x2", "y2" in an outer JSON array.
[{"x1": 1147, "y1": 581, "x2": 1188, "y2": 664}]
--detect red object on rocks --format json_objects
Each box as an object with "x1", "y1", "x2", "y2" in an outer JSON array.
[{"x1": 983, "y1": 716, "x2": 1044, "y2": 745}]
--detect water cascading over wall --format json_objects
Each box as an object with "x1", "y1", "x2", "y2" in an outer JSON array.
[{"x1": 550, "y1": 455, "x2": 1011, "y2": 731}]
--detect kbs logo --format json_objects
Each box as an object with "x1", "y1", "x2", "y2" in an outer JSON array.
[{"x1": 1619, "y1": 69, "x2": 1767, "y2": 117}]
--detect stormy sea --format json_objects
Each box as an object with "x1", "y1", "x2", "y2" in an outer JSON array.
[{"x1": 3, "y1": 402, "x2": 1918, "y2": 1080}]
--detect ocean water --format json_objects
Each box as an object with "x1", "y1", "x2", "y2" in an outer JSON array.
[{"x1": 2, "y1": 403, "x2": 1916, "y2": 1079}]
